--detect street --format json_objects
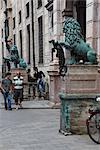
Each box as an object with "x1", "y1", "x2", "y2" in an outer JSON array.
[{"x1": 0, "y1": 108, "x2": 100, "y2": 150}]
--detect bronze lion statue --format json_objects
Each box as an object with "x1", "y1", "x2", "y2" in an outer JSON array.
[{"x1": 60, "y1": 17, "x2": 97, "y2": 65}]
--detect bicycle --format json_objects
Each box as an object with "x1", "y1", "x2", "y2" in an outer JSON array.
[{"x1": 86, "y1": 97, "x2": 100, "y2": 144}]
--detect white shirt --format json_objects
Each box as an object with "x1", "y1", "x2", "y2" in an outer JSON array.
[{"x1": 13, "y1": 76, "x2": 23, "y2": 89}]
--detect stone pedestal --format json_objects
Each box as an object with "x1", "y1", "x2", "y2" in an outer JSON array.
[
  {"x1": 59, "y1": 93, "x2": 100, "y2": 134},
  {"x1": 59, "y1": 65, "x2": 100, "y2": 134},
  {"x1": 65, "y1": 65, "x2": 100, "y2": 94},
  {"x1": 48, "y1": 61, "x2": 60, "y2": 104},
  {"x1": 48, "y1": 64, "x2": 100, "y2": 103},
  {"x1": 48, "y1": 63, "x2": 100, "y2": 133}
]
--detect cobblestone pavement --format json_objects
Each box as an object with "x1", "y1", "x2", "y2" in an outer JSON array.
[{"x1": 0, "y1": 109, "x2": 100, "y2": 150}]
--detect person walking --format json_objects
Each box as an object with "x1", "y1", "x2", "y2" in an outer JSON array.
[
  {"x1": 37, "y1": 75, "x2": 45, "y2": 99},
  {"x1": 27, "y1": 68, "x2": 35, "y2": 98},
  {"x1": 33, "y1": 67, "x2": 39, "y2": 98},
  {"x1": 0, "y1": 72, "x2": 12, "y2": 110},
  {"x1": 13, "y1": 71, "x2": 23, "y2": 109},
  {"x1": 33, "y1": 67, "x2": 45, "y2": 99}
]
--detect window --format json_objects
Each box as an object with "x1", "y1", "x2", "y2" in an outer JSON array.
[
  {"x1": 5, "y1": 19, "x2": 9, "y2": 38},
  {"x1": 19, "y1": 11, "x2": 21, "y2": 24},
  {"x1": 27, "y1": 24, "x2": 31, "y2": 64},
  {"x1": 2, "y1": 42, "x2": 4, "y2": 58},
  {"x1": 19, "y1": 30, "x2": 23, "y2": 58},
  {"x1": 13, "y1": 17, "x2": 15, "y2": 29},
  {"x1": 38, "y1": 16, "x2": 43, "y2": 64},
  {"x1": 2, "y1": 29, "x2": 3, "y2": 38},
  {"x1": 38, "y1": 0, "x2": 42, "y2": 8},
  {"x1": 26, "y1": 2, "x2": 29, "y2": 18},
  {"x1": 13, "y1": 34, "x2": 16, "y2": 45}
]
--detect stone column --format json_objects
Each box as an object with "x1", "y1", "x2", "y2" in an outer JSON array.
[
  {"x1": 48, "y1": 51, "x2": 62, "y2": 106},
  {"x1": 97, "y1": 1, "x2": 100, "y2": 64},
  {"x1": 86, "y1": 0, "x2": 100, "y2": 62}
]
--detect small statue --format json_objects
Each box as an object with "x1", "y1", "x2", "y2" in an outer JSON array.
[
  {"x1": 49, "y1": 40, "x2": 67, "y2": 76},
  {"x1": 5, "y1": 45, "x2": 27, "y2": 69},
  {"x1": 10, "y1": 45, "x2": 20, "y2": 68},
  {"x1": 60, "y1": 17, "x2": 97, "y2": 65}
]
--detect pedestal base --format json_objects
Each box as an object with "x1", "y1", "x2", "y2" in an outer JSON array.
[
  {"x1": 59, "y1": 65, "x2": 100, "y2": 134},
  {"x1": 59, "y1": 93, "x2": 100, "y2": 134}
]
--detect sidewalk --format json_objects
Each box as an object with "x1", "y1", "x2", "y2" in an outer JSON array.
[
  {"x1": 0, "y1": 100, "x2": 49, "y2": 109},
  {"x1": 0, "y1": 100, "x2": 60, "y2": 109},
  {"x1": 0, "y1": 93, "x2": 60, "y2": 109}
]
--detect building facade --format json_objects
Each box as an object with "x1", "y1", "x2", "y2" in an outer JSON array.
[{"x1": 0, "y1": 0, "x2": 100, "y2": 77}]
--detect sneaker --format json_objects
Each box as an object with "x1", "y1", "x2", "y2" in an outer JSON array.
[{"x1": 16, "y1": 105, "x2": 19, "y2": 110}]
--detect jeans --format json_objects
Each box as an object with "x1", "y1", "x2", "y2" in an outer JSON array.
[
  {"x1": 37, "y1": 79, "x2": 45, "y2": 97},
  {"x1": 3, "y1": 91, "x2": 12, "y2": 110}
]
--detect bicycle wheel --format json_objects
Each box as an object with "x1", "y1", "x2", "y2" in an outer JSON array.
[{"x1": 87, "y1": 111, "x2": 100, "y2": 144}]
